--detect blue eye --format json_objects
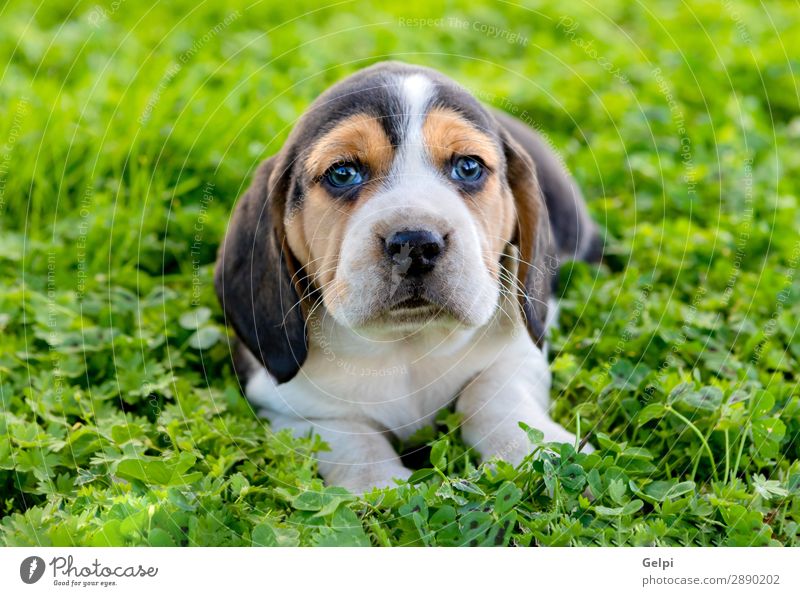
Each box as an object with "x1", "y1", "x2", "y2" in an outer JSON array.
[
  {"x1": 451, "y1": 156, "x2": 483, "y2": 182},
  {"x1": 324, "y1": 162, "x2": 364, "y2": 188}
]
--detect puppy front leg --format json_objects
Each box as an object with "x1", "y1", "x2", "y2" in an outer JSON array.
[
  {"x1": 456, "y1": 343, "x2": 583, "y2": 466},
  {"x1": 266, "y1": 413, "x2": 412, "y2": 493}
]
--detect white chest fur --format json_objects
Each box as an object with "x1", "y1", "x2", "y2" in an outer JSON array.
[
  {"x1": 245, "y1": 305, "x2": 532, "y2": 440},
  {"x1": 242, "y1": 296, "x2": 576, "y2": 492}
]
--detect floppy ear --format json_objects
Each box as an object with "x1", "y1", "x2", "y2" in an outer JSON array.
[
  {"x1": 215, "y1": 156, "x2": 308, "y2": 384},
  {"x1": 502, "y1": 131, "x2": 557, "y2": 348}
]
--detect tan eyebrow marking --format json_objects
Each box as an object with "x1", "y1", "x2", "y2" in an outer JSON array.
[
  {"x1": 422, "y1": 107, "x2": 499, "y2": 169},
  {"x1": 305, "y1": 113, "x2": 394, "y2": 180}
]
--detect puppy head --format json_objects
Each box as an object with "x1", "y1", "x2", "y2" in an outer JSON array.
[{"x1": 216, "y1": 62, "x2": 552, "y2": 382}]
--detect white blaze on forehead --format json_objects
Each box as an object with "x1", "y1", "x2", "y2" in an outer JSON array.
[{"x1": 395, "y1": 74, "x2": 434, "y2": 176}]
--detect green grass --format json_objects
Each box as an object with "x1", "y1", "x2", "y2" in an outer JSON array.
[{"x1": 1, "y1": 0, "x2": 800, "y2": 546}]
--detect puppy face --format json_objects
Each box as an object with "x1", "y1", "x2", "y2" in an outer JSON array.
[
  {"x1": 283, "y1": 68, "x2": 518, "y2": 333},
  {"x1": 216, "y1": 62, "x2": 552, "y2": 383}
]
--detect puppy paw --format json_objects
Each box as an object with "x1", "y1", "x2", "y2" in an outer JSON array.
[
  {"x1": 329, "y1": 465, "x2": 413, "y2": 495},
  {"x1": 537, "y1": 421, "x2": 594, "y2": 454},
  {"x1": 483, "y1": 423, "x2": 594, "y2": 467}
]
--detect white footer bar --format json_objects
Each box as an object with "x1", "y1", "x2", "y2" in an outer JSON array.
[{"x1": 1, "y1": 547, "x2": 796, "y2": 595}]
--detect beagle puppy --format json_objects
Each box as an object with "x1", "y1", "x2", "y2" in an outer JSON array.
[{"x1": 215, "y1": 62, "x2": 601, "y2": 493}]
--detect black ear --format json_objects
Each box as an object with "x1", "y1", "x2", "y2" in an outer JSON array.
[
  {"x1": 215, "y1": 157, "x2": 307, "y2": 383},
  {"x1": 501, "y1": 130, "x2": 556, "y2": 348}
]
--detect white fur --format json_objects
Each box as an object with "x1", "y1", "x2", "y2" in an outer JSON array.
[
  {"x1": 398, "y1": 74, "x2": 432, "y2": 150},
  {"x1": 246, "y1": 290, "x2": 581, "y2": 493},
  {"x1": 394, "y1": 74, "x2": 433, "y2": 180}
]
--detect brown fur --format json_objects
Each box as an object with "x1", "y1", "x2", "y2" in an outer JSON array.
[
  {"x1": 421, "y1": 107, "x2": 500, "y2": 170},
  {"x1": 422, "y1": 107, "x2": 515, "y2": 279},
  {"x1": 287, "y1": 113, "x2": 395, "y2": 310},
  {"x1": 305, "y1": 113, "x2": 394, "y2": 179},
  {"x1": 502, "y1": 133, "x2": 552, "y2": 345}
]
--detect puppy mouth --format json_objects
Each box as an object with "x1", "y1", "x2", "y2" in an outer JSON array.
[
  {"x1": 378, "y1": 291, "x2": 459, "y2": 327},
  {"x1": 390, "y1": 296, "x2": 436, "y2": 312}
]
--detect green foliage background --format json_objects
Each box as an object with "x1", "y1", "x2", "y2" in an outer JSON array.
[{"x1": 1, "y1": 0, "x2": 799, "y2": 546}]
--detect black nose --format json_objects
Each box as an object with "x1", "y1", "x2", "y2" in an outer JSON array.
[{"x1": 385, "y1": 230, "x2": 446, "y2": 276}]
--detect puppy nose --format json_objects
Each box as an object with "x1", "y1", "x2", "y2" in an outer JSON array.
[{"x1": 385, "y1": 230, "x2": 446, "y2": 276}]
